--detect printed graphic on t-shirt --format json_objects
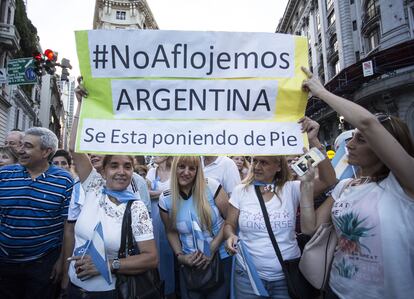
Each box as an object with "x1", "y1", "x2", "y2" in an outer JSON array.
[
  {"x1": 239, "y1": 208, "x2": 294, "y2": 232},
  {"x1": 332, "y1": 189, "x2": 384, "y2": 285}
]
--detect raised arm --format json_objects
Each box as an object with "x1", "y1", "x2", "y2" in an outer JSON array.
[
  {"x1": 302, "y1": 67, "x2": 414, "y2": 197},
  {"x1": 69, "y1": 80, "x2": 93, "y2": 183},
  {"x1": 299, "y1": 116, "x2": 337, "y2": 196}
]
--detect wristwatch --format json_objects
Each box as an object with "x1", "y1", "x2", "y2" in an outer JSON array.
[{"x1": 112, "y1": 258, "x2": 121, "y2": 273}]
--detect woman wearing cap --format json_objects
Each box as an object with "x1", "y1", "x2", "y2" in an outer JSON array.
[{"x1": 301, "y1": 67, "x2": 414, "y2": 299}]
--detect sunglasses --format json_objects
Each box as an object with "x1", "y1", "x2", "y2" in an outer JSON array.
[{"x1": 375, "y1": 113, "x2": 396, "y2": 133}]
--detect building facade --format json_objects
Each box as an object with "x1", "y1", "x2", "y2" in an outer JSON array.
[
  {"x1": 0, "y1": 0, "x2": 41, "y2": 143},
  {"x1": 58, "y1": 76, "x2": 76, "y2": 149},
  {"x1": 277, "y1": 0, "x2": 414, "y2": 145},
  {"x1": 38, "y1": 74, "x2": 64, "y2": 146},
  {"x1": 93, "y1": 0, "x2": 158, "y2": 29}
]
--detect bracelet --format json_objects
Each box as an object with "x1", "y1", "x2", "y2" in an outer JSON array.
[{"x1": 175, "y1": 252, "x2": 184, "y2": 257}]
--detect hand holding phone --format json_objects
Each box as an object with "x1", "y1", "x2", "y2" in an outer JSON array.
[{"x1": 291, "y1": 147, "x2": 325, "y2": 177}]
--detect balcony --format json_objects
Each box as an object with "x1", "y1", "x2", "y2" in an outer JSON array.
[
  {"x1": 0, "y1": 23, "x2": 21, "y2": 50},
  {"x1": 361, "y1": 6, "x2": 380, "y2": 34}
]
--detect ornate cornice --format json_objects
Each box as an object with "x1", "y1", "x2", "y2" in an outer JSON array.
[{"x1": 94, "y1": 0, "x2": 158, "y2": 29}]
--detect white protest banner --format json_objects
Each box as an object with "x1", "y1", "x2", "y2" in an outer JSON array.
[
  {"x1": 80, "y1": 119, "x2": 303, "y2": 155},
  {"x1": 75, "y1": 30, "x2": 309, "y2": 155}
]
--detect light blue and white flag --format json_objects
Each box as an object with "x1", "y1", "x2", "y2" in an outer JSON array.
[
  {"x1": 189, "y1": 212, "x2": 211, "y2": 257},
  {"x1": 331, "y1": 140, "x2": 357, "y2": 180},
  {"x1": 230, "y1": 240, "x2": 268, "y2": 298},
  {"x1": 73, "y1": 222, "x2": 112, "y2": 285}
]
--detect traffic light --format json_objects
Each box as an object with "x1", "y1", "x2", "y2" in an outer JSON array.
[
  {"x1": 32, "y1": 52, "x2": 44, "y2": 76},
  {"x1": 44, "y1": 49, "x2": 57, "y2": 75},
  {"x1": 44, "y1": 49, "x2": 57, "y2": 62}
]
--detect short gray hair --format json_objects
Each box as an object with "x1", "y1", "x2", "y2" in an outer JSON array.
[{"x1": 25, "y1": 127, "x2": 58, "y2": 159}]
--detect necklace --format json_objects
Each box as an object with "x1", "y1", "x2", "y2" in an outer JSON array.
[{"x1": 351, "y1": 176, "x2": 372, "y2": 186}]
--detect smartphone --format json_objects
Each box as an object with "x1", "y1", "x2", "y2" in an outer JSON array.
[{"x1": 291, "y1": 147, "x2": 326, "y2": 177}]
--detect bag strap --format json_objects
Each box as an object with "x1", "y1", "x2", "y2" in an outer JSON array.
[
  {"x1": 254, "y1": 186, "x2": 287, "y2": 272},
  {"x1": 118, "y1": 200, "x2": 139, "y2": 258}
]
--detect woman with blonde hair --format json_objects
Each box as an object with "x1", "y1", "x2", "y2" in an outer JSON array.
[
  {"x1": 159, "y1": 156, "x2": 230, "y2": 299},
  {"x1": 230, "y1": 156, "x2": 250, "y2": 181},
  {"x1": 301, "y1": 67, "x2": 414, "y2": 299},
  {"x1": 224, "y1": 117, "x2": 336, "y2": 298}
]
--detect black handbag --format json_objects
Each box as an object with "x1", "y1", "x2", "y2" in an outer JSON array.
[
  {"x1": 116, "y1": 201, "x2": 164, "y2": 299},
  {"x1": 180, "y1": 252, "x2": 223, "y2": 292},
  {"x1": 255, "y1": 186, "x2": 318, "y2": 299}
]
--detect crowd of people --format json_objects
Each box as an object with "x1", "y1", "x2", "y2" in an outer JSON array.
[{"x1": 0, "y1": 68, "x2": 413, "y2": 299}]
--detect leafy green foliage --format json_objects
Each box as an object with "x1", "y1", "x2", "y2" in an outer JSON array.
[{"x1": 14, "y1": 0, "x2": 39, "y2": 58}]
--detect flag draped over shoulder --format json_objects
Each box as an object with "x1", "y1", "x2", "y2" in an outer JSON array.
[
  {"x1": 331, "y1": 140, "x2": 357, "y2": 180},
  {"x1": 73, "y1": 222, "x2": 112, "y2": 285}
]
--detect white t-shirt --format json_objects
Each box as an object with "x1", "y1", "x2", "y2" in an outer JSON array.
[
  {"x1": 229, "y1": 182, "x2": 301, "y2": 281},
  {"x1": 147, "y1": 167, "x2": 170, "y2": 195},
  {"x1": 203, "y1": 156, "x2": 241, "y2": 195},
  {"x1": 69, "y1": 170, "x2": 154, "y2": 291},
  {"x1": 329, "y1": 173, "x2": 414, "y2": 299}
]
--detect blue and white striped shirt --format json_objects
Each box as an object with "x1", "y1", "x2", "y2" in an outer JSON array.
[{"x1": 0, "y1": 164, "x2": 73, "y2": 262}]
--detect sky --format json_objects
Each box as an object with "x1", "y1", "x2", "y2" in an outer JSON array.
[{"x1": 27, "y1": 0, "x2": 289, "y2": 78}]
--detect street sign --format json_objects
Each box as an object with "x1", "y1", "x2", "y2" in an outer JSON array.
[
  {"x1": 7, "y1": 58, "x2": 37, "y2": 85},
  {"x1": 0, "y1": 68, "x2": 7, "y2": 84}
]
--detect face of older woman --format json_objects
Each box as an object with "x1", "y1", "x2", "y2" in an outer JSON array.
[
  {"x1": 176, "y1": 161, "x2": 197, "y2": 191},
  {"x1": 252, "y1": 156, "x2": 281, "y2": 183},
  {"x1": 103, "y1": 155, "x2": 134, "y2": 191}
]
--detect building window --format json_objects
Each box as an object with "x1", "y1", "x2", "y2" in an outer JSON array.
[
  {"x1": 328, "y1": 11, "x2": 336, "y2": 27},
  {"x1": 116, "y1": 11, "x2": 126, "y2": 20},
  {"x1": 335, "y1": 60, "x2": 340, "y2": 75},
  {"x1": 352, "y1": 20, "x2": 357, "y2": 31},
  {"x1": 350, "y1": 0, "x2": 354, "y2": 4},
  {"x1": 367, "y1": 27, "x2": 380, "y2": 51},
  {"x1": 366, "y1": 0, "x2": 379, "y2": 19},
  {"x1": 408, "y1": 5, "x2": 414, "y2": 37},
  {"x1": 355, "y1": 51, "x2": 360, "y2": 61},
  {"x1": 326, "y1": 0, "x2": 334, "y2": 10},
  {"x1": 15, "y1": 108, "x2": 20, "y2": 129},
  {"x1": 317, "y1": 12, "x2": 321, "y2": 32}
]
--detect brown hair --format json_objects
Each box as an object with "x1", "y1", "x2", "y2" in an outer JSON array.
[
  {"x1": 0, "y1": 146, "x2": 18, "y2": 164},
  {"x1": 372, "y1": 114, "x2": 414, "y2": 179}
]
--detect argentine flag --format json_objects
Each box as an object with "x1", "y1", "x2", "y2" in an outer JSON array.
[
  {"x1": 331, "y1": 140, "x2": 357, "y2": 180},
  {"x1": 73, "y1": 222, "x2": 112, "y2": 285},
  {"x1": 230, "y1": 240, "x2": 268, "y2": 298},
  {"x1": 189, "y1": 212, "x2": 211, "y2": 257}
]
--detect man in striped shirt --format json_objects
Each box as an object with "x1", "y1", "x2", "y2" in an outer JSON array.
[{"x1": 0, "y1": 127, "x2": 73, "y2": 299}]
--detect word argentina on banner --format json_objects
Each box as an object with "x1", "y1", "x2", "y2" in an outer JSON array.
[
  {"x1": 76, "y1": 30, "x2": 308, "y2": 155},
  {"x1": 88, "y1": 30, "x2": 295, "y2": 78}
]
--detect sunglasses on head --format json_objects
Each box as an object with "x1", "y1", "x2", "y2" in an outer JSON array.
[{"x1": 374, "y1": 113, "x2": 396, "y2": 133}]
